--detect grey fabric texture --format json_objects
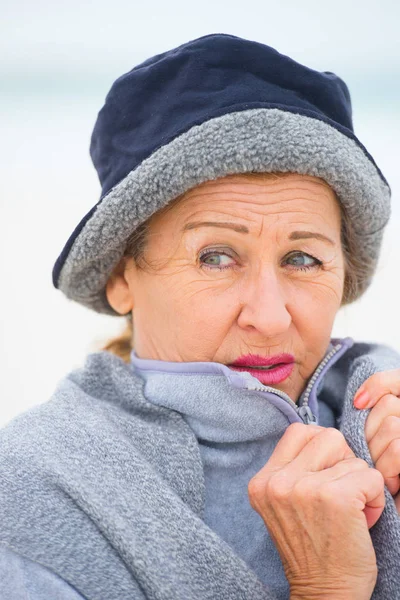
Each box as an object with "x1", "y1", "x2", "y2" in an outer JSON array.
[
  {"x1": 57, "y1": 108, "x2": 390, "y2": 315},
  {"x1": 0, "y1": 344, "x2": 399, "y2": 599},
  {"x1": 0, "y1": 544, "x2": 85, "y2": 600}
]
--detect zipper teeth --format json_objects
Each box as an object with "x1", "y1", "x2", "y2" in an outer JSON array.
[
  {"x1": 245, "y1": 383, "x2": 296, "y2": 407},
  {"x1": 301, "y1": 342, "x2": 343, "y2": 407}
]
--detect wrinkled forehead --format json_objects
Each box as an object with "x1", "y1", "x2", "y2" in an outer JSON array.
[{"x1": 150, "y1": 172, "x2": 342, "y2": 236}]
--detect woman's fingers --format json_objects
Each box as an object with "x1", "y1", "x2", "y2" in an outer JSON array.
[
  {"x1": 288, "y1": 457, "x2": 384, "y2": 528},
  {"x1": 354, "y1": 369, "x2": 400, "y2": 409},
  {"x1": 374, "y1": 446, "x2": 400, "y2": 496},
  {"x1": 288, "y1": 456, "x2": 368, "y2": 499},
  {"x1": 286, "y1": 427, "x2": 355, "y2": 474},
  {"x1": 289, "y1": 461, "x2": 385, "y2": 529},
  {"x1": 359, "y1": 396, "x2": 400, "y2": 496},
  {"x1": 253, "y1": 424, "x2": 356, "y2": 492},
  {"x1": 328, "y1": 469, "x2": 386, "y2": 529},
  {"x1": 364, "y1": 394, "x2": 400, "y2": 442},
  {"x1": 368, "y1": 415, "x2": 400, "y2": 495},
  {"x1": 257, "y1": 422, "x2": 325, "y2": 472},
  {"x1": 250, "y1": 425, "x2": 384, "y2": 529},
  {"x1": 250, "y1": 453, "x2": 384, "y2": 530}
]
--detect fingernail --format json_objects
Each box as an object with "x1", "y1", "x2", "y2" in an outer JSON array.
[{"x1": 354, "y1": 390, "x2": 370, "y2": 408}]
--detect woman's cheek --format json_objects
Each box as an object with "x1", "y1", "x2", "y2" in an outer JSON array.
[
  {"x1": 293, "y1": 269, "x2": 344, "y2": 308},
  {"x1": 287, "y1": 277, "x2": 343, "y2": 343}
]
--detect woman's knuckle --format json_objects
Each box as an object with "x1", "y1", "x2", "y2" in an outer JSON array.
[
  {"x1": 285, "y1": 422, "x2": 307, "y2": 439},
  {"x1": 386, "y1": 438, "x2": 400, "y2": 458},
  {"x1": 323, "y1": 427, "x2": 346, "y2": 446},
  {"x1": 379, "y1": 394, "x2": 398, "y2": 412},
  {"x1": 382, "y1": 415, "x2": 400, "y2": 435},
  {"x1": 265, "y1": 473, "x2": 292, "y2": 502},
  {"x1": 372, "y1": 372, "x2": 388, "y2": 388},
  {"x1": 292, "y1": 477, "x2": 315, "y2": 501},
  {"x1": 247, "y1": 476, "x2": 264, "y2": 502},
  {"x1": 324, "y1": 426, "x2": 343, "y2": 438},
  {"x1": 371, "y1": 468, "x2": 385, "y2": 487},
  {"x1": 350, "y1": 457, "x2": 369, "y2": 470},
  {"x1": 248, "y1": 481, "x2": 265, "y2": 512}
]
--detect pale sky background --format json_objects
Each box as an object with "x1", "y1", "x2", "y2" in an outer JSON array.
[{"x1": 1, "y1": 0, "x2": 399, "y2": 426}]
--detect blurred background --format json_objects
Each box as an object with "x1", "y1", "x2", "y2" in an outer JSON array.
[{"x1": 1, "y1": 0, "x2": 399, "y2": 426}]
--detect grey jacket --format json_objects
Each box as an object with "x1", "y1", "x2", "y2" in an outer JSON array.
[{"x1": 0, "y1": 341, "x2": 400, "y2": 599}]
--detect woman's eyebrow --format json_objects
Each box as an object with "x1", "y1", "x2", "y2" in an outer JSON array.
[
  {"x1": 182, "y1": 222, "x2": 335, "y2": 245},
  {"x1": 182, "y1": 221, "x2": 249, "y2": 233},
  {"x1": 289, "y1": 231, "x2": 335, "y2": 245}
]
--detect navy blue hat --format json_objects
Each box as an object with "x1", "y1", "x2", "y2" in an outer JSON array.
[{"x1": 52, "y1": 33, "x2": 391, "y2": 315}]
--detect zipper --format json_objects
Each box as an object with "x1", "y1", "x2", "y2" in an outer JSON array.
[
  {"x1": 243, "y1": 341, "x2": 346, "y2": 425},
  {"x1": 299, "y1": 342, "x2": 344, "y2": 420}
]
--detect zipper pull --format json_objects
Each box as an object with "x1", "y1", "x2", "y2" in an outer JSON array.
[{"x1": 298, "y1": 405, "x2": 317, "y2": 425}]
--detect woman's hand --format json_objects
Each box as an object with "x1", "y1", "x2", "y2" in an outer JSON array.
[
  {"x1": 247, "y1": 423, "x2": 385, "y2": 600},
  {"x1": 354, "y1": 369, "x2": 400, "y2": 513}
]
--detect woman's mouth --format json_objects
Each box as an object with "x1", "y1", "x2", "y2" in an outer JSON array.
[{"x1": 228, "y1": 353, "x2": 295, "y2": 385}]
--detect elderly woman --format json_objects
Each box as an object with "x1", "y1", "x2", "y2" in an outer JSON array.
[{"x1": 1, "y1": 33, "x2": 400, "y2": 600}]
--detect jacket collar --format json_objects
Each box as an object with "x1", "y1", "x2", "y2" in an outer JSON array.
[{"x1": 130, "y1": 337, "x2": 354, "y2": 427}]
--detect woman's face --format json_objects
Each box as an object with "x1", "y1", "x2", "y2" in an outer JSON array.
[{"x1": 106, "y1": 173, "x2": 345, "y2": 401}]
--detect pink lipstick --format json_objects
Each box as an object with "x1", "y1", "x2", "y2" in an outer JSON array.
[{"x1": 228, "y1": 353, "x2": 295, "y2": 385}]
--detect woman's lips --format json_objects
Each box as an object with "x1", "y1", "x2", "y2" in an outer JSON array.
[
  {"x1": 228, "y1": 353, "x2": 295, "y2": 385},
  {"x1": 228, "y1": 363, "x2": 294, "y2": 385}
]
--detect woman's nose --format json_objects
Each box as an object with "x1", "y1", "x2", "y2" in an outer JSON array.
[{"x1": 237, "y1": 271, "x2": 292, "y2": 337}]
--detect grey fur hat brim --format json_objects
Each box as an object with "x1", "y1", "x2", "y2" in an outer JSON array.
[{"x1": 56, "y1": 108, "x2": 391, "y2": 315}]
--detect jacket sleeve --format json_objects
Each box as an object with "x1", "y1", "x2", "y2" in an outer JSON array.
[{"x1": 0, "y1": 544, "x2": 85, "y2": 600}]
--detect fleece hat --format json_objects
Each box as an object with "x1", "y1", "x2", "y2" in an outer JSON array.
[{"x1": 52, "y1": 32, "x2": 391, "y2": 315}]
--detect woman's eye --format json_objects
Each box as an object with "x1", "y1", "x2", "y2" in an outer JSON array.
[
  {"x1": 198, "y1": 249, "x2": 321, "y2": 271},
  {"x1": 199, "y1": 250, "x2": 236, "y2": 269},
  {"x1": 284, "y1": 252, "x2": 322, "y2": 270}
]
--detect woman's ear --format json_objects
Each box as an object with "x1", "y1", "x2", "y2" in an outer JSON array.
[{"x1": 105, "y1": 256, "x2": 135, "y2": 315}]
